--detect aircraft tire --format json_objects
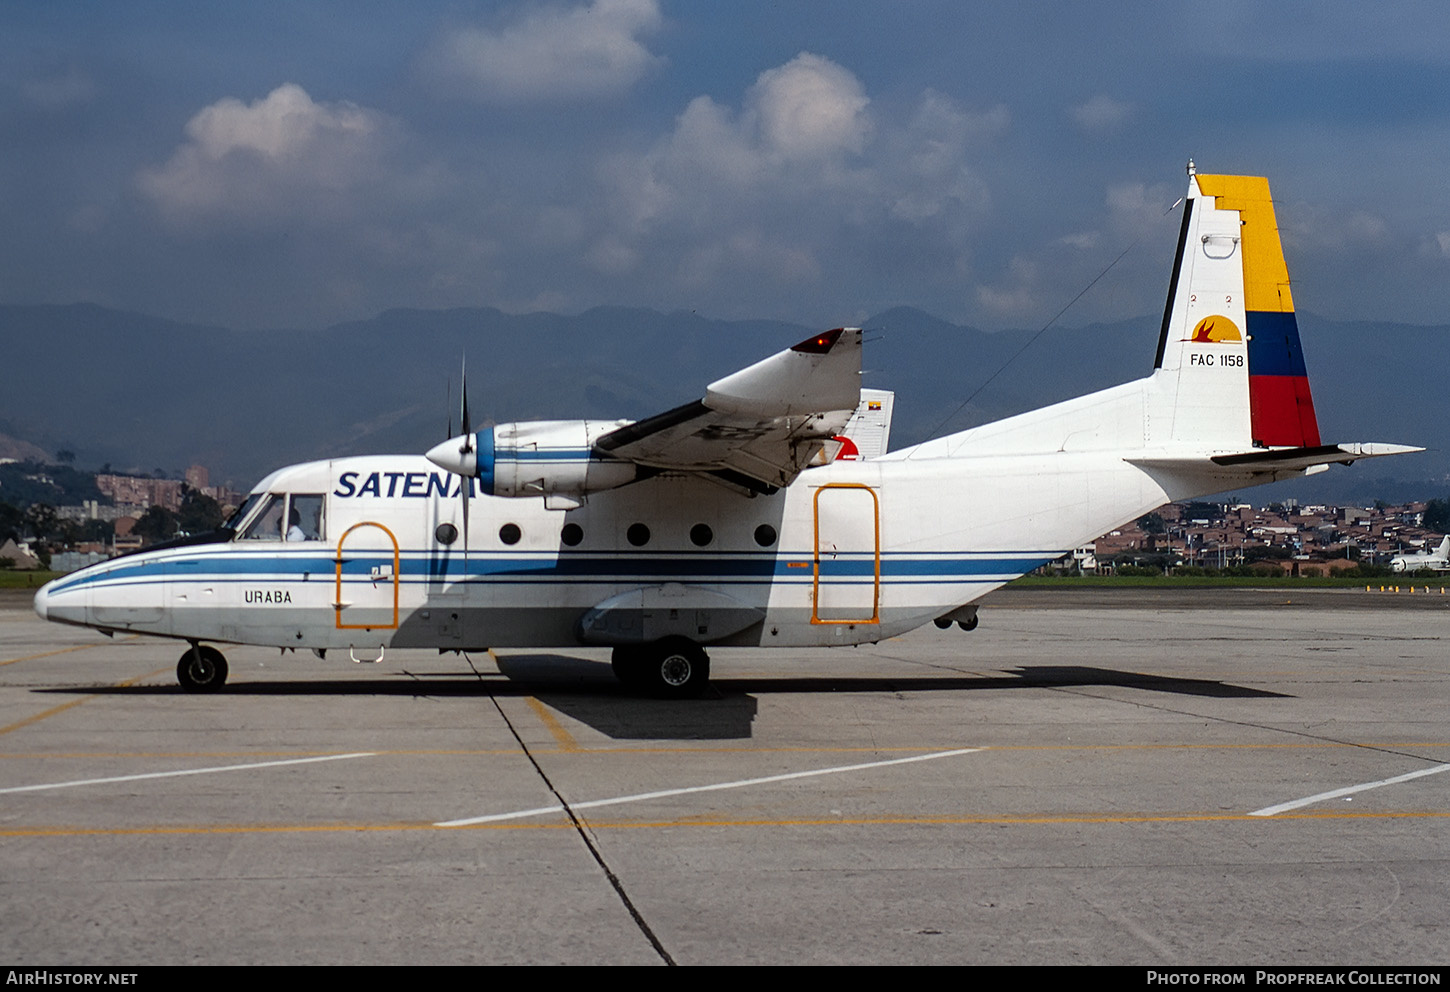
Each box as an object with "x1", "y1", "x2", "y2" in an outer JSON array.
[
  {"x1": 643, "y1": 637, "x2": 710, "y2": 699},
  {"x1": 957, "y1": 615, "x2": 979, "y2": 632},
  {"x1": 177, "y1": 645, "x2": 228, "y2": 692},
  {"x1": 610, "y1": 646, "x2": 647, "y2": 688}
]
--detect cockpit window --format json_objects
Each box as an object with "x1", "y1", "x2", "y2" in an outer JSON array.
[
  {"x1": 239, "y1": 495, "x2": 284, "y2": 541},
  {"x1": 225, "y1": 493, "x2": 265, "y2": 532},
  {"x1": 287, "y1": 494, "x2": 324, "y2": 542}
]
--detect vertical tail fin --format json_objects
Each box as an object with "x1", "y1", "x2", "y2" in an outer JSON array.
[
  {"x1": 895, "y1": 167, "x2": 1417, "y2": 475},
  {"x1": 836, "y1": 388, "x2": 894, "y2": 459},
  {"x1": 1198, "y1": 175, "x2": 1321, "y2": 447},
  {"x1": 1152, "y1": 169, "x2": 1320, "y2": 450}
]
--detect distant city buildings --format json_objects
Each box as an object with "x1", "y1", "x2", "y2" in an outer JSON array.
[
  {"x1": 96, "y1": 473, "x2": 184, "y2": 511},
  {"x1": 4, "y1": 463, "x2": 243, "y2": 568},
  {"x1": 1065, "y1": 499, "x2": 1443, "y2": 575},
  {"x1": 94, "y1": 464, "x2": 241, "y2": 515}
]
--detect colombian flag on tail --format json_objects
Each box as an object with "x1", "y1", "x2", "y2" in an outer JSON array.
[{"x1": 1193, "y1": 175, "x2": 1320, "y2": 448}]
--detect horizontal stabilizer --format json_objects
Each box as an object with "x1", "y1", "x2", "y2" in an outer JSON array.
[{"x1": 1129, "y1": 442, "x2": 1422, "y2": 475}]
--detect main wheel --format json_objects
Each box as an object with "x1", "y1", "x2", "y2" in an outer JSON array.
[
  {"x1": 642, "y1": 637, "x2": 710, "y2": 698},
  {"x1": 957, "y1": 614, "x2": 979, "y2": 631},
  {"x1": 177, "y1": 645, "x2": 228, "y2": 692},
  {"x1": 611, "y1": 646, "x2": 647, "y2": 688}
]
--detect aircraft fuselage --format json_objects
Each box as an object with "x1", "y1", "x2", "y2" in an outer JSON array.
[{"x1": 35, "y1": 449, "x2": 1203, "y2": 654}]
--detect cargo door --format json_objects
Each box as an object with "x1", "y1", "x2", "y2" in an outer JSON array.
[{"x1": 812, "y1": 483, "x2": 879, "y2": 623}]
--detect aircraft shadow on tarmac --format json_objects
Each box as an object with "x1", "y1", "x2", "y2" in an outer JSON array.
[{"x1": 38, "y1": 656, "x2": 1288, "y2": 742}]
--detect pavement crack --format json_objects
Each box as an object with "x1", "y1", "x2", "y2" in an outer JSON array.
[{"x1": 490, "y1": 695, "x2": 675, "y2": 966}]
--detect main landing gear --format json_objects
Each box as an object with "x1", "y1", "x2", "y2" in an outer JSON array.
[
  {"x1": 933, "y1": 607, "x2": 980, "y2": 632},
  {"x1": 177, "y1": 644, "x2": 229, "y2": 692},
  {"x1": 611, "y1": 637, "x2": 711, "y2": 698}
]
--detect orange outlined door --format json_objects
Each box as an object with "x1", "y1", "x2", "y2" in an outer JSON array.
[
  {"x1": 812, "y1": 484, "x2": 880, "y2": 624},
  {"x1": 334, "y1": 522, "x2": 400, "y2": 630}
]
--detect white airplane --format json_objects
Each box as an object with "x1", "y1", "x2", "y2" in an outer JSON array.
[
  {"x1": 1389, "y1": 535, "x2": 1450, "y2": 573},
  {"x1": 34, "y1": 167, "x2": 1420, "y2": 696}
]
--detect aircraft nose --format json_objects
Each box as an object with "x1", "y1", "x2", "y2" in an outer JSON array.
[{"x1": 33, "y1": 580, "x2": 52, "y2": 621}]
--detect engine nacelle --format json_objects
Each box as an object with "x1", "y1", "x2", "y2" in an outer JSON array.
[{"x1": 473, "y1": 420, "x2": 641, "y2": 498}]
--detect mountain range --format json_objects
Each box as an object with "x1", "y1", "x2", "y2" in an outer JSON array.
[{"x1": 1, "y1": 302, "x2": 1443, "y2": 505}]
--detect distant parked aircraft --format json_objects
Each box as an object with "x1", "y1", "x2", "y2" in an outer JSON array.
[{"x1": 1390, "y1": 535, "x2": 1450, "y2": 573}]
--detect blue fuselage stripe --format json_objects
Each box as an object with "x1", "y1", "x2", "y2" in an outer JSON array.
[{"x1": 53, "y1": 550, "x2": 1054, "y2": 592}]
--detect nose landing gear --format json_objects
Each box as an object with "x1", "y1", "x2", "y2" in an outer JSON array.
[{"x1": 177, "y1": 644, "x2": 229, "y2": 692}]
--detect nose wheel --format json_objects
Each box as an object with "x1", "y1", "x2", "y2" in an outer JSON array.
[{"x1": 177, "y1": 644, "x2": 229, "y2": 692}]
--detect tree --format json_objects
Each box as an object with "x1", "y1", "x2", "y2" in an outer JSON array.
[
  {"x1": 0, "y1": 502, "x2": 22, "y2": 543},
  {"x1": 1137, "y1": 512, "x2": 1166, "y2": 534},
  {"x1": 178, "y1": 486, "x2": 223, "y2": 534},
  {"x1": 1425, "y1": 497, "x2": 1450, "y2": 534},
  {"x1": 132, "y1": 506, "x2": 179, "y2": 545},
  {"x1": 1182, "y1": 501, "x2": 1221, "y2": 522},
  {"x1": 56, "y1": 449, "x2": 75, "y2": 464},
  {"x1": 23, "y1": 503, "x2": 59, "y2": 542},
  {"x1": 1244, "y1": 544, "x2": 1291, "y2": 562}
]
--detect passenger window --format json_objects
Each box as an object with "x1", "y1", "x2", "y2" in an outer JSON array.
[
  {"x1": 288, "y1": 494, "x2": 325, "y2": 541},
  {"x1": 239, "y1": 495, "x2": 284, "y2": 541}
]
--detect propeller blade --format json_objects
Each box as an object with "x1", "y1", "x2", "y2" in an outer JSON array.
[
  {"x1": 459, "y1": 354, "x2": 471, "y2": 564},
  {"x1": 461, "y1": 475, "x2": 471, "y2": 560},
  {"x1": 460, "y1": 354, "x2": 473, "y2": 454}
]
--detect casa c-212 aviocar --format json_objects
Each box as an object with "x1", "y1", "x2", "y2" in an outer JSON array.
[{"x1": 34, "y1": 167, "x2": 1419, "y2": 697}]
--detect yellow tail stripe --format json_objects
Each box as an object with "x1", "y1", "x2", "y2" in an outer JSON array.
[{"x1": 1195, "y1": 174, "x2": 1294, "y2": 314}]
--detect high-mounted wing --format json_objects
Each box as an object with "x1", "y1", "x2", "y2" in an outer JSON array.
[
  {"x1": 425, "y1": 327, "x2": 865, "y2": 500},
  {"x1": 593, "y1": 327, "x2": 862, "y2": 493}
]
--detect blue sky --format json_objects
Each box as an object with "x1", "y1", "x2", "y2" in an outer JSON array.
[{"x1": 3, "y1": 1, "x2": 1448, "y2": 331}]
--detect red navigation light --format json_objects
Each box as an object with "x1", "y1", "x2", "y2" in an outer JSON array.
[{"x1": 790, "y1": 328, "x2": 844, "y2": 354}]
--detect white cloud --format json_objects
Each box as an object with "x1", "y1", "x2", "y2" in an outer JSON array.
[
  {"x1": 1344, "y1": 210, "x2": 1389, "y2": 244},
  {"x1": 587, "y1": 54, "x2": 998, "y2": 303},
  {"x1": 976, "y1": 257, "x2": 1042, "y2": 317},
  {"x1": 886, "y1": 90, "x2": 1003, "y2": 223},
  {"x1": 1436, "y1": 232, "x2": 1450, "y2": 257},
  {"x1": 751, "y1": 53, "x2": 871, "y2": 161},
  {"x1": 138, "y1": 84, "x2": 397, "y2": 227},
  {"x1": 429, "y1": 0, "x2": 663, "y2": 103},
  {"x1": 585, "y1": 52, "x2": 878, "y2": 282},
  {"x1": 1070, "y1": 94, "x2": 1130, "y2": 134},
  {"x1": 1284, "y1": 203, "x2": 1394, "y2": 253},
  {"x1": 1105, "y1": 181, "x2": 1177, "y2": 234}
]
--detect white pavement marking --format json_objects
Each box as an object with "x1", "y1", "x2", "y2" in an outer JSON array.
[
  {"x1": 1249, "y1": 762, "x2": 1450, "y2": 817},
  {"x1": 436, "y1": 747, "x2": 983, "y2": 827},
  {"x1": 0, "y1": 752, "x2": 375, "y2": 795}
]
